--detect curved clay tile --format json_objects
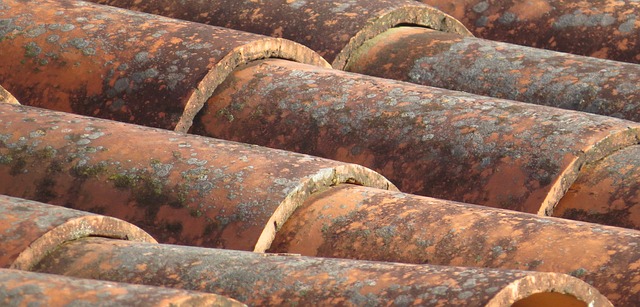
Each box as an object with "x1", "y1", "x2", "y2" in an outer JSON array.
[
  {"x1": 269, "y1": 185, "x2": 640, "y2": 306},
  {"x1": 0, "y1": 268, "x2": 245, "y2": 306},
  {"x1": 346, "y1": 27, "x2": 640, "y2": 122},
  {"x1": 64, "y1": 0, "x2": 640, "y2": 228},
  {"x1": 554, "y1": 145, "x2": 640, "y2": 228},
  {"x1": 419, "y1": 0, "x2": 640, "y2": 64},
  {"x1": 188, "y1": 58, "x2": 640, "y2": 229},
  {"x1": 84, "y1": 0, "x2": 640, "y2": 124},
  {"x1": 0, "y1": 185, "x2": 613, "y2": 305},
  {"x1": 0, "y1": 0, "x2": 328, "y2": 132},
  {"x1": 86, "y1": 0, "x2": 471, "y2": 68},
  {"x1": 0, "y1": 195, "x2": 154, "y2": 270},
  {"x1": 0, "y1": 103, "x2": 394, "y2": 251},
  {"x1": 32, "y1": 237, "x2": 612, "y2": 306}
]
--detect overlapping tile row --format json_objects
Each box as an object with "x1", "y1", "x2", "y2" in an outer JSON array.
[
  {"x1": 84, "y1": 0, "x2": 640, "y2": 124},
  {"x1": 87, "y1": 0, "x2": 471, "y2": 69},
  {"x1": 0, "y1": 196, "x2": 242, "y2": 305},
  {"x1": 30, "y1": 236, "x2": 612, "y2": 306},
  {"x1": 269, "y1": 185, "x2": 640, "y2": 306},
  {"x1": 0, "y1": 195, "x2": 154, "y2": 270},
  {"x1": 0, "y1": 1, "x2": 639, "y2": 305},
  {"x1": 0, "y1": 103, "x2": 394, "y2": 250},
  {"x1": 346, "y1": 27, "x2": 640, "y2": 122},
  {"x1": 6, "y1": 12, "x2": 640, "y2": 230},
  {"x1": 0, "y1": 0, "x2": 328, "y2": 132},
  {"x1": 189, "y1": 58, "x2": 640, "y2": 230},
  {"x1": 0, "y1": 269, "x2": 245, "y2": 307},
  {"x1": 554, "y1": 145, "x2": 640, "y2": 228},
  {"x1": 0, "y1": 195, "x2": 611, "y2": 306},
  {"x1": 5, "y1": 0, "x2": 640, "y2": 229},
  {"x1": 0, "y1": 100, "x2": 635, "y2": 304},
  {"x1": 0, "y1": 104, "x2": 635, "y2": 306},
  {"x1": 418, "y1": 0, "x2": 640, "y2": 63}
]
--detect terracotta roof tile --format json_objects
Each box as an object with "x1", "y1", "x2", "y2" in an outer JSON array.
[
  {"x1": 0, "y1": 103, "x2": 393, "y2": 251},
  {"x1": 0, "y1": 0, "x2": 327, "y2": 131},
  {"x1": 67, "y1": 0, "x2": 640, "y2": 230},
  {"x1": 94, "y1": 0, "x2": 640, "y2": 122},
  {"x1": 0, "y1": 188, "x2": 616, "y2": 305},
  {"x1": 346, "y1": 26, "x2": 640, "y2": 122},
  {"x1": 32, "y1": 236, "x2": 612, "y2": 306},
  {"x1": 0, "y1": 194, "x2": 154, "y2": 270},
  {"x1": 191, "y1": 58, "x2": 640, "y2": 228},
  {"x1": 90, "y1": 0, "x2": 470, "y2": 67},
  {"x1": 1, "y1": 0, "x2": 640, "y2": 305},
  {"x1": 0, "y1": 268, "x2": 245, "y2": 306},
  {"x1": 419, "y1": 0, "x2": 640, "y2": 64},
  {"x1": 270, "y1": 185, "x2": 640, "y2": 305}
]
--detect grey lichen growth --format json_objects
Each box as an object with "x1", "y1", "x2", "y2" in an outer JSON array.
[
  {"x1": 24, "y1": 41, "x2": 41, "y2": 58},
  {"x1": 553, "y1": 11, "x2": 616, "y2": 29}
]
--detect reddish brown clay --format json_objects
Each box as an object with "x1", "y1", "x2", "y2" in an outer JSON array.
[
  {"x1": 85, "y1": 0, "x2": 640, "y2": 122},
  {"x1": 87, "y1": 0, "x2": 470, "y2": 68},
  {"x1": 0, "y1": 0, "x2": 327, "y2": 132},
  {"x1": 0, "y1": 103, "x2": 394, "y2": 251},
  {"x1": 190, "y1": 58, "x2": 640, "y2": 218},
  {"x1": 269, "y1": 185, "x2": 640, "y2": 306},
  {"x1": 33, "y1": 237, "x2": 611, "y2": 306},
  {"x1": 0, "y1": 194, "x2": 154, "y2": 270},
  {"x1": 0, "y1": 268, "x2": 245, "y2": 306},
  {"x1": 0, "y1": 85, "x2": 19, "y2": 105},
  {"x1": 554, "y1": 145, "x2": 640, "y2": 229},
  {"x1": 346, "y1": 27, "x2": 640, "y2": 122},
  {"x1": 419, "y1": 0, "x2": 640, "y2": 63}
]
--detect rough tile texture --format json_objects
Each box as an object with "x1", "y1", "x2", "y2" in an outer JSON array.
[
  {"x1": 270, "y1": 185, "x2": 640, "y2": 306},
  {"x1": 347, "y1": 27, "x2": 640, "y2": 122},
  {"x1": 0, "y1": 195, "x2": 153, "y2": 270},
  {"x1": 0, "y1": 268, "x2": 245, "y2": 306},
  {"x1": 0, "y1": 0, "x2": 327, "y2": 132},
  {"x1": 33, "y1": 237, "x2": 611, "y2": 306},
  {"x1": 192, "y1": 59, "x2": 640, "y2": 219},
  {"x1": 0, "y1": 103, "x2": 393, "y2": 251},
  {"x1": 419, "y1": 0, "x2": 640, "y2": 63},
  {"x1": 87, "y1": 0, "x2": 470, "y2": 68}
]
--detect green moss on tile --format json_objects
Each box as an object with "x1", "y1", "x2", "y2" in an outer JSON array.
[{"x1": 71, "y1": 162, "x2": 107, "y2": 178}]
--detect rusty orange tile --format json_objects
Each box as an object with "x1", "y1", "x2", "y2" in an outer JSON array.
[
  {"x1": 554, "y1": 145, "x2": 640, "y2": 229},
  {"x1": 86, "y1": 0, "x2": 470, "y2": 68},
  {"x1": 32, "y1": 237, "x2": 611, "y2": 306},
  {"x1": 82, "y1": 0, "x2": 640, "y2": 124},
  {"x1": 190, "y1": 58, "x2": 640, "y2": 221},
  {"x1": 420, "y1": 0, "x2": 640, "y2": 63},
  {"x1": 346, "y1": 26, "x2": 640, "y2": 122},
  {"x1": 0, "y1": 195, "x2": 154, "y2": 270},
  {"x1": 269, "y1": 185, "x2": 640, "y2": 306},
  {"x1": 0, "y1": 0, "x2": 328, "y2": 132},
  {"x1": 0, "y1": 103, "x2": 394, "y2": 251},
  {"x1": 0, "y1": 268, "x2": 245, "y2": 306}
]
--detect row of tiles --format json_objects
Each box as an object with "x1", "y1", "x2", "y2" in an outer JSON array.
[
  {"x1": 0, "y1": 100, "x2": 639, "y2": 305},
  {"x1": 2, "y1": 0, "x2": 640, "y2": 305},
  {"x1": 2, "y1": 0, "x2": 640, "y2": 231}
]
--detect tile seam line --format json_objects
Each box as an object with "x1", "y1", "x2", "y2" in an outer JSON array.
[
  {"x1": 10, "y1": 215, "x2": 156, "y2": 271},
  {"x1": 173, "y1": 38, "x2": 330, "y2": 133},
  {"x1": 539, "y1": 125, "x2": 640, "y2": 216},
  {"x1": 333, "y1": 5, "x2": 472, "y2": 70},
  {"x1": 252, "y1": 165, "x2": 397, "y2": 253}
]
